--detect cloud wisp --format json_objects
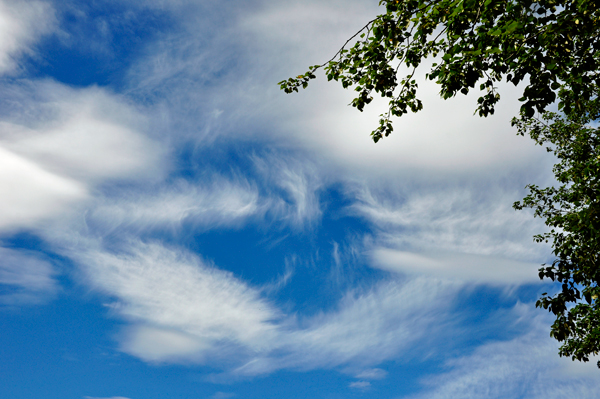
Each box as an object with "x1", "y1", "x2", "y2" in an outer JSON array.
[
  {"x1": 86, "y1": 178, "x2": 261, "y2": 235},
  {"x1": 76, "y1": 240, "x2": 281, "y2": 363},
  {"x1": 0, "y1": 0, "x2": 56, "y2": 75},
  {"x1": 407, "y1": 305, "x2": 600, "y2": 399},
  {"x1": 58, "y1": 234, "x2": 459, "y2": 375},
  {"x1": 230, "y1": 277, "x2": 459, "y2": 377},
  {"x1": 252, "y1": 153, "x2": 324, "y2": 229},
  {"x1": 349, "y1": 184, "x2": 550, "y2": 285},
  {"x1": 0, "y1": 247, "x2": 57, "y2": 305}
]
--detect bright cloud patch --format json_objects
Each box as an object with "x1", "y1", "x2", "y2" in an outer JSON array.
[
  {"x1": 352, "y1": 186, "x2": 548, "y2": 260},
  {"x1": 355, "y1": 368, "x2": 388, "y2": 380},
  {"x1": 253, "y1": 154, "x2": 323, "y2": 228},
  {"x1": 0, "y1": 0, "x2": 56, "y2": 75},
  {"x1": 0, "y1": 81, "x2": 164, "y2": 183},
  {"x1": 77, "y1": 241, "x2": 280, "y2": 362},
  {"x1": 371, "y1": 248, "x2": 541, "y2": 285},
  {"x1": 271, "y1": 278, "x2": 458, "y2": 373},
  {"x1": 0, "y1": 81, "x2": 163, "y2": 232},
  {"x1": 120, "y1": 326, "x2": 209, "y2": 363},
  {"x1": 349, "y1": 380, "x2": 371, "y2": 390},
  {"x1": 350, "y1": 184, "x2": 550, "y2": 285},
  {"x1": 0, "y1": 145, "x2": 86, "y2": 231}
]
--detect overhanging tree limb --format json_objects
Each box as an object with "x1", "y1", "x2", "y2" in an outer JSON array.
[{"x1": 279, "y1": 0, "x2": 600, "y2": 141}]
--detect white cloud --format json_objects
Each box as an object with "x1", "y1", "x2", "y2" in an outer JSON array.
[
  {"x1": 0, "y1": 247, "x2": 56, "y2": 305},
  {"x1": 241, "y1": 0, "x2": 379, "y2": 63},
  {"x1": 0, "y1": 0, "x2": 56, "y2": 75},
  {"x1": 55, "y1": 231, "x2": 461, "y2": 373},
  {"x1": 280, "y1": 80, "x2": 547, "y2": 182},
  {"x1": 0, "y1": 145, "x2": 86, "y2": 231},
  {"x1": 355, "y1": 368, "x2": 388, "y2": 380},
  {"x1": 0, "y1": 80, "x2": 164, "y2": 232},
  {"x1": 86, "y1": 178, "x2": 260, "y2": 234},
  {"x1": 117, "y1": 0, "x2": 555, "y2": 192},
  {"x1": 352, "y1": 185, "x2": 547, "y2": 258},
  {"x1": 0, "y1": 81, "x2": 164, "y2": 183},
  {"x1": 371, "y1": 248, "x2": 541, "y2": 285},
  {"x1": 213, "y1": 0, "x2": 552, "y2": 184},
  {"x1": 407, "y1": 305, "x2": 600, "y2": 399},
  {"x1": 229, "y1": 278, "x2": 460, "y2": 376},
  {"x1": 253, "y1": 154, "x2": 323, "y2": 229},
  {"x1": 286, "y1": 278, "x2": 457, "y2": 368},
  {"x1": 350, "y1": 185, "x2": 551, "y2": 285},
  {"x1": 119, "y1": 326, "x2": 209, "y2": 363},
  {"x1": 76, "y1": 240, "x2": 281, "y2": 363},
  {"x1": 349, "y1": 380, "x2": 371, "y2": 390}
]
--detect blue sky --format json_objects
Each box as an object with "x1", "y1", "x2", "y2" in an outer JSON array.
[{"x1": 0, "y1": 1, "x2": 598, "y2": 398}]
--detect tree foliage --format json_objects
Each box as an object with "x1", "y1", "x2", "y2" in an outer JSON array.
[
  {"x1": 514, "y1": 97, "x2": 600, "y2": 366},
  {"x1": 279, "y1": 0, "x2": 599, "y2": 142},
  {"x1": 279, "y1": 0, "x2": 600, "y2": 364}
]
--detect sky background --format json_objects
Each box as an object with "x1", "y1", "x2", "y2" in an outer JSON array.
[{"x1": 0, "y1": 1, "x2": 599, "y2": 398}]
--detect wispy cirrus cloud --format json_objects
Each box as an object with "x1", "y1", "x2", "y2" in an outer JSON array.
[
  {"x1": 54, "y1": 231, "x2": 459, "y2": 373},
  {"x1": 86, "y1": 177, "x2": 261, "y2": 235},
  {"x1": 371, "y1": 248, "x2": 542, "y2": 285},
  {"x1": 268, "y1": 278, "x2": 458, "y2": 373},
  {"x1": 349, "y1": 380, "x2": 371, "y2": 390},
  {"x1": 0, "y1": 247, "x2": 57, "y2": 305},
  {"x1": 348, "y1": 184, "x2": 551, "y2": 285},
  {"x1": 211, "y1": 276, "x2": 458, "y2": 377},
  {"x1": 0, "y1": 80, "x2": 164, "y2": 233},
  {"x1": 75, "y1": 240, "x2": 281, "y2": 363},
  {"x1": 406, "y1": 305, "x2": 600, "y2": 399},
  {"x1": 0, "y1": 0, "x2": 56, "y2": 75},
  {"x1": 252, "y1": 153, "x2": 324, "y2": 229},
  {"x1": 0, "y1": 81, "x2": 164, "y2": 183},
  {"x1": 0, "y1": 145, "x2": 86, "y2": 232},
  {"x1": 355, "y1": 368, "x2": 388, "y2": 380}
]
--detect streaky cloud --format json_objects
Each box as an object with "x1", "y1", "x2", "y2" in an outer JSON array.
[
  {"x1": 87, "y1": 177, "x2": 261, "y2": 235},
  {"x1": 0, "y1": 80, "x2": 164, "y2": 232},
  {"x1": 371, "y1": 248, "x2": 541, "y2": 285},
  {"x1": 350, "y1": 184, "x2": 550, "y2": 285},
  {"x1": 76, "y1": 240, "x2": 281, "y2": 363},
  {"x1": 228, "y1": 278, "x2": 460, "y2": 377},
  {"x1": 406, "y1": 304, "x2": 600, "y2": 399},
  {"x1": 0, "y1": 0, "x2": 56, "y2": 75},
  {"x1": 252, "y1": 153, "x2": 323, "y2": 229},
  {"x1": 0, "y1": 247, "x2": 57, "y2": 305},
  {"x1": 55, "y1": 232, "x2": 460, "y2": 374},
  {"x1": 0, "y1": 80, "x2": 164, "y2": 183}
]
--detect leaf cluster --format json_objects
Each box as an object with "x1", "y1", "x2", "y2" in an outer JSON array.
[
  {"x1": 513, "y1": 96, "x2": 600, "y2": 366},
  {"x1": 279, "y1": 0, "x2": 600, "y2": 142}
]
